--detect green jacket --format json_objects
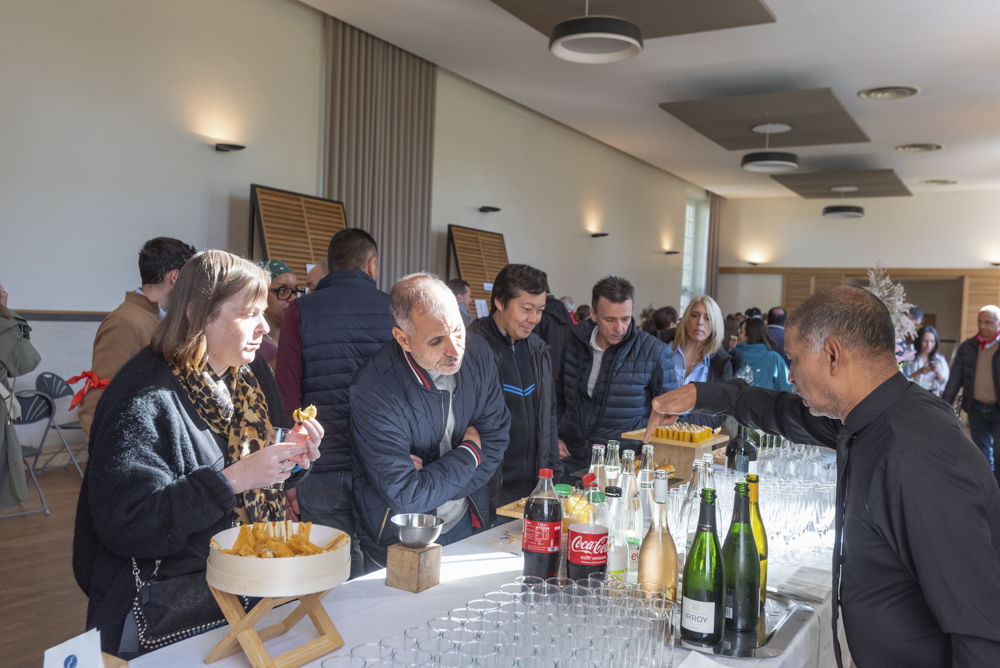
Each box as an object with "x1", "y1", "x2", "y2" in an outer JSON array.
[{"x1": 1, "y1": 309, "x2": 42, "y2": 510}]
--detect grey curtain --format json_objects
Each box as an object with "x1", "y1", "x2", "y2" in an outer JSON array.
[
  {"x1": 705, "y1": 191, "x2": 722, "y2": 299},
  {"x1": 323, "y1": 16, "x2": 436, "y2": 291}
]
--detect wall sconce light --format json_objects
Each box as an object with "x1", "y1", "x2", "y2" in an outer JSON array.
[
  {"x1": 991, "y1": 262, "x2": 1000, "y2": 267},
  {"x1": 664, "y1": 250, "x2": 680, "y2": 255},
  {"x1": 214, "y1": 143, "x2": 246, "y2": 152},
  {"x1": 591, "y1": 232, "x2": 609, "y2": 238},
  {"x1": 479, "y1": 206, "x2": 501, "y2": 213},
  {"x1": 747, "y1": 261, "x2": 760, "y2": 266}
]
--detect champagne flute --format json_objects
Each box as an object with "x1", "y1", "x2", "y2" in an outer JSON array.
[{"x1": 264, "y1": 426, "x2": 304, "y2": 492}]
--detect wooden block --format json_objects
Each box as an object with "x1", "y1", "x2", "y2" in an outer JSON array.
[
  {"x1": 385, "y1": 543, "x2": 441, "y2": 593},
  {"x1": 102, "y1": 653, "x2": 129, "y2": 668}
]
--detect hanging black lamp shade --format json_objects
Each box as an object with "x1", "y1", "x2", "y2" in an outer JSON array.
[
  {"x1": 822, "y1": 205, "x2": 865, "y2": 218},
  {"x1": 549, "y1": 16, "x2": 643, "y2": 63},
  {"x1": 741, "y1": 151, "x2": 799, "y2": 173}
]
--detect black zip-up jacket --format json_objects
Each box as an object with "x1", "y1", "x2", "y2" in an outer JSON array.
[
  {"x1": 942, "y1": 335, "x2": 1000, "y2": 412},
  {"x1": 468, "y1": 316, "x2": 563, "y2": 509},
  {"x1": 534, "y1": 294, "x2": 573, "y2": 376},
  {"x1": 556, "y1": 319, "x2": 676, "y2": 459},
  {"x1": 694, "y1": 375, "x2": 1000, "y2": 667},
  {"x1": 349, "y1": 336, "x2": 510, "y2": 567}
]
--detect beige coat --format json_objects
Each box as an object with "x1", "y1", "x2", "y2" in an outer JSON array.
[
  {"x1": 78, "y1": 292, "x2": 160, "y2": 436},
  {"x1": 1, "y1": 309, "x2": 41, "y2": 510}
]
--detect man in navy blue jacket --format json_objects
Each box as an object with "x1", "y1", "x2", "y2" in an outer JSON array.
[
  {"x1": 350, "y1": 273, "x2": 510, "y2": 569},
  {"x1": 557, "y1": 276, "x2": 677, "y2": 478},
  {"x1": 276, "y1": 228, "x2": 395, "y2": 578}
]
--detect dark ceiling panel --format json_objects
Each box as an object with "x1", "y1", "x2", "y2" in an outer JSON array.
[
  {"x1": 489, "y1": 0, "x2": 776, "y2": 40},
  {"x1": 771, "y1": 169, "x2": 911, "y2": 198},
  {"x1": 659, "y1": 89, "x2": 869, "y2": 150}
]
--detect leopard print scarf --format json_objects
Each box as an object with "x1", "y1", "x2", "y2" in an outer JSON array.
[{"x1": 171, "y1": 361, "x2": 285, "y2": 525}]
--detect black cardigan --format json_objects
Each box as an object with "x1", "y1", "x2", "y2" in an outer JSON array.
[{"x1": 72, "y1": 348, "x2": 299, "y2": 653}]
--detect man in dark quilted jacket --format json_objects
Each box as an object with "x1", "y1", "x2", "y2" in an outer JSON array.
[
  {"x1": 349, "y1": 273, "x2": 510, "y2": 569},
  {"x1": 556, "y1": 276, "x2": 677, "y2": 479}
]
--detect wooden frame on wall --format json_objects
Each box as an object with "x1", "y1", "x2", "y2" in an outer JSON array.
[
  {"x1": 445, "y1": 225, "x2": 510, "y2": 304},
  {"x1": 720, "y1": 266, "x2": 1000, "y2": 341},
  {"x1": 249, "y1": 185, "x2": 347, "y2": 281}
]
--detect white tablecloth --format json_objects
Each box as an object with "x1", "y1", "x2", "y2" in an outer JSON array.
[{"x1": 132, "y1": 525, "x2": 849, "y2": 668}]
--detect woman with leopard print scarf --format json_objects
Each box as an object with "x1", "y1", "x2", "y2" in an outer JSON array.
[{"x1": 74, "y1": 250, "x2": 323, "y2": 656}]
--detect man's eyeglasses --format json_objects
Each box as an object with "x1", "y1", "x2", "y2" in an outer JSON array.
[{"x1": 270, "y1": 286, "x2": 305, "y2": 301}]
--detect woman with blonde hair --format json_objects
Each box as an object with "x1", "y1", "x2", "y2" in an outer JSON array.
[
  {"x1": 671, "y1": 295, "x2": 740, "y2": 428},
  {"x1": 73, "y1": 250, "x2": 323, "y2": 656}
]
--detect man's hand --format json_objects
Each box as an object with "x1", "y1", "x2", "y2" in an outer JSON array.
[
  {"x1": 644, "y1": 384, "x2": 698, "y2": 442},
  {"x1": 558, "y1": 439, "x2": 570, "y2": 459},
  {"x1": 284, "y1": 487, "x2": 300, "y2": 521},
  {"x1": 463, "y1": 425, "x2": 481, "y2": 448},
  {"x1": 410, "y1": 454, "x2": 423, "y2": 470}
]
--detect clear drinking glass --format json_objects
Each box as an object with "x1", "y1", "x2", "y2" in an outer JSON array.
[
  {"x1": 392, "y1": 648, "x2": 434, "y2": 667},
  {"x1": 322, "y1": 656, "x2": 366, "y2": 668},
  {"x1": 404, "y1": 627, "x2": 439, "y2": 644},
  {"x1": 264, "y1": 426, "x2": 298, "y2": 491},
  {"x1": 438, "y1": 650, "x2": 475, "y2": 668},
  {"x1": 418, "y1": 637, "x2": 457, "y2": 656},
  {"x1": 351, "y1": 643, "x2": 392, "y2": 661}
]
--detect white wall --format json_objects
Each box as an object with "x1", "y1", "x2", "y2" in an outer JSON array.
[
  {"x1": 718, "y1": 192, "x2": 1000, "y2": 269},
  {"x1": 431, "y1": 70, "x2": 699, "y2": 312},
  {"x1": 716, "y1": 274, "x2": 784, "y2": 318},
  {"x1": 0, "y1": 0, "x2": 325, "y2": 312}
]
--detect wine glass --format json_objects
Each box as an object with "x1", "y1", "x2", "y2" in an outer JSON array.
[{"x1": 263, "y1": 427, "x2": 299, "y2": 492}]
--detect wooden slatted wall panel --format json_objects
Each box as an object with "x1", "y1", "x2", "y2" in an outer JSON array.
[
  {"x1": 783, "y1": 275, "x2": 813, "y2": 312},
  {"x1": 961, "y1": 276, "x2": 1000, "y2": 340},
  {"x1": 812, "y1": 274, "x2": 845, "y2": 293},
  {"x1": 449, "y1": 226, "x2": 509, "y2": 302},
  {"x1": 255, "y1": 187, "x2": 346, "y2": 281}
]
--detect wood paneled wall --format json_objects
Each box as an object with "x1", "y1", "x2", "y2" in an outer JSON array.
[{"x1": 722, "y1": 266, "x2": 1000, "y2": 341}]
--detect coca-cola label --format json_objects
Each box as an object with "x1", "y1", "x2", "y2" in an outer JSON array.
[
  {"x1": 522, "y1": 520, "x2": 561, "y2": 553},
  {"x1": 568, "y1": 523, "x2": 609, "y2": 566}
]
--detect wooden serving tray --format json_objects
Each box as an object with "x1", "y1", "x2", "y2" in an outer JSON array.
[
  {"x1": 621, "y1": 429, "x2": 730, "y2": 450},
  {"x1": 496, "y1": 499, "x2": 526, "y2": 519},
  {"x1": 621, "y1": 429, "x2": 729, "y2": 483}
]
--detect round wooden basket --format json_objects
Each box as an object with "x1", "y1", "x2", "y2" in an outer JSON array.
[{"x1": 207, "y1": 524, "x2": 350, "y2": 598}]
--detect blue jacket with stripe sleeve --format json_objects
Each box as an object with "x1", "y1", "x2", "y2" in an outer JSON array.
[{"x1": 349, "y1": 335, "x2": 511, "y2": 567}]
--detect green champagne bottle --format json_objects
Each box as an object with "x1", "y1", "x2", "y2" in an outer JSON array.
[
  {"x1": 681, "y1": 488, "x2": 725, "y2": 644},
  {"x1": 722, "y1": 482, "x2": 761, "y2": 632},
  {"x1": 746, "y1": 474, "x2": 768, "y2": 616}
]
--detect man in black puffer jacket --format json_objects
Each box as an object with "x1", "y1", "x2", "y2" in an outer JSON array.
[
  {"x1": 350, "y1": 273, "x2": 510, "y2": 569},
  {"x1": 276, "y1": 228, "x2": 395, "y2": 578},
  {"x1": 556, "y1": 276, "x2": 677, "y2": 478},
  {"x1": 534, "y1": 292, "x2": 573, "y2": 373},
  {"x1": 468, "y1": 264, "x2": 563, "y2": 520}
]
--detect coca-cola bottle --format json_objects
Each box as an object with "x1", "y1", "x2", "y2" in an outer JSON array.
[
  {"x1": 567, "y1": 473, "x2": 610, "y2": 581},
  {"x1": 522, "y1": 468, "x2": 563, "y2": 579}
]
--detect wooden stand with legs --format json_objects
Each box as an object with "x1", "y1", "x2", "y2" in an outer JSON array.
[{"x1": 204, "y1": 584, "x2": 343, "y2": 668}]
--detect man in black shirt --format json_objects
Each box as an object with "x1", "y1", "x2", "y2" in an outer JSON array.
[
  {"x1": 646, "y1": 285, "x2": 1000, "y2": 667},
  {"x1": 468, "y1": 264, "x2": 562, "y2": 517}
]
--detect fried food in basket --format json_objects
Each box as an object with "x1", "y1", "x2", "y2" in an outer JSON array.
[
  {"x1": 292, "y1": 405, "x2": 317, "y2": 423},
  {"x1": 652, "y1": 424, "x2": 713, "y2": 443},
  {"x1": 210, "y1": 520, "x2": 348, "y2": 558}
]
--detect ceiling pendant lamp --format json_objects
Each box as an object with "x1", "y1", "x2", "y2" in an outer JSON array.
[
  {"x1": 823, "y1": 186, "x2": 864, "y2": 218},
  {"x1": 741, "y1": 121, "x2": 798, "y2": 173},
  {"x1": 549, "y1": 0, "x2": 643, "y2": 64}
]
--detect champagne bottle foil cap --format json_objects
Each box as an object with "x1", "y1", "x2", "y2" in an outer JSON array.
[
  {"x1": 605, "y1": 486, "x2": 622, "y2": 497},
  {"x1": 539, "y1": 468, "x2": 553, "y2": 478},
  {"x1": 653, "y1": 477, "x2": 669, "y2": 502}
]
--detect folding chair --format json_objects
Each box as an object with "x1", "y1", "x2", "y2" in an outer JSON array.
[
  {"x1": 34, "y1": 372, "x2": 85, "y2": 476},
  {"x1": 3, "y1": 391, "x2": 53, "y2": 516}
]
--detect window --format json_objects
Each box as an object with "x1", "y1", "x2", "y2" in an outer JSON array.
[{"x1": 680, "y1": 195, "x2": 710, "y2": 313}]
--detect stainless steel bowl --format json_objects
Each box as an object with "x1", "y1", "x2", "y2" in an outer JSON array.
[{"x1": 391, "y1": 513, "x2": 444, "y2": 548}]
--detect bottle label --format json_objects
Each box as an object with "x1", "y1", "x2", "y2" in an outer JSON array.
[
  {"x1": 568, "y1": 524, "x2": 609, "y2": 566},
  {"x1": 725, "y1": 589, "x2": 735, "y2": 619},
  {"x1": 747, "y1": 460, "x2": 759, "y2": 475},
  {"x1": 735, "y1": 454, "x2": 749, "y2": 474},
  {"x1": 681, "y1": 597, "x2": 716, "y2": 634},
  {"x1": 607, "y1": 545, "x2": 627, "y2": 579},
  {"x1": 522, "y1": 520, "x2": 561, "y2": 553},
  {"x1": 627, "y1": 538, "x2": 641, "y2": 570}
]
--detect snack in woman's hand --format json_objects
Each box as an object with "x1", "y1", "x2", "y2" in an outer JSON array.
[
  {"x1": 292, "y1": 405, "x2": 317, "y2": 423},
  {"x1": 211, "y1": 520, "x2": 348, "y2": 558}
]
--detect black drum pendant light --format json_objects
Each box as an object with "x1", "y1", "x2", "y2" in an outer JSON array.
[
  {"x1": 823, "y1": 186, "x2": 865, "y2": 218},
  {"x1": 741, "y1": 122, "x2": 798, "y2": 173},
  {"x1": 549, "y1": 0, "x2": 643, "y2": 64}
]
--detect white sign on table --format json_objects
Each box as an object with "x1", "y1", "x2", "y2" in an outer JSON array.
[
  {"x1": 43, "y1": 628, "x2": 104, "y2": 668},
  {"x1": 474, "y1": 299, "x2": 490, "y2": 318}
]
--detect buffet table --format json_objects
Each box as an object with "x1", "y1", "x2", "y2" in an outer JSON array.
[{"x1": 132, "y1": 525, "x2": 849, "y2": 668}]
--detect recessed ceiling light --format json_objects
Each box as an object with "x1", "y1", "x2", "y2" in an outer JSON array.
[
  {"x1": 830, "y1": 186, "x2": 860, "y2": 193},
  {"x1": 823, "y1": 205, "x2": 865, "y2": 218},
  {"x1": 751, "y1": 123, "x2": 792, "y2": 134},
  {"x1": 920, "y1": 179, "x2": 957, "y2": 186},
  {"x1": 857, "y1": 86, "x2": 919, "y2": 100},
  {"x1": 741, "y1": 152, "x2": 799, "y2": 173},
  {"x1": 549, "y1": 16, "x2": 643, "y2": 64},
  {"x1": 896, "y1": 143, "x2": 942, "y2": 152}
]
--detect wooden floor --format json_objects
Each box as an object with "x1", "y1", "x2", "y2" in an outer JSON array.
[{"x1": 0, "y1": 446, "x2": 89, "y2": 668}]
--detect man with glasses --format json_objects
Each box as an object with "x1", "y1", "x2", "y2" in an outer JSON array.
[
  {"x1": 260, "y1": 260, "x2": 304, "y2": 370},
  {"x1": 276, "y1": 228, "x2": 395, "y2": 578}
]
